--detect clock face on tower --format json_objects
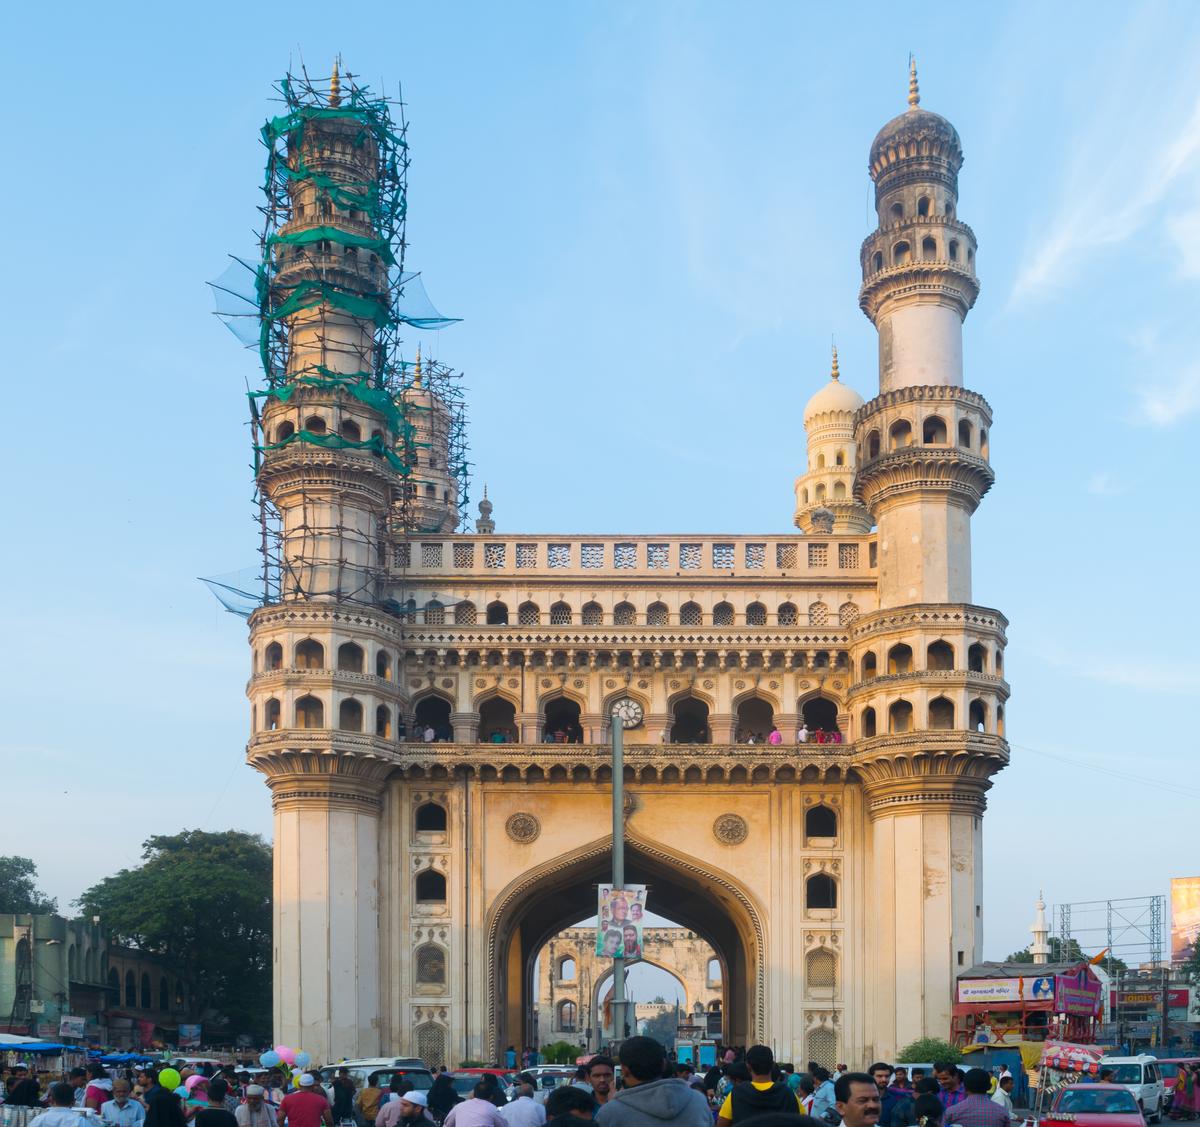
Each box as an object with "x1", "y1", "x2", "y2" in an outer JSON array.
[{"x1": 612, "y1": 697, "x2": 644, "y2": 729}]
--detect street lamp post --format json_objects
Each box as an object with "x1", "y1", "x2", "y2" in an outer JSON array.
[{"x1": 610, "y1": 707, "x2": 626, "y2": 1050}]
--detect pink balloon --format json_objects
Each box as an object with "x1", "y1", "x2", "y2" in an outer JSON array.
[
  {"x1": 185, "y1": 1076, "x2": 205, "y2": 1092},
  {"x1": 275, "y1": 1046, "x2": 296, "y2": 1066}
]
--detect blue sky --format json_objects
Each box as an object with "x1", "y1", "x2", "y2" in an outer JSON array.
[{"x1": 3, "y1": 0, "x2": 1198, "y2": 967}]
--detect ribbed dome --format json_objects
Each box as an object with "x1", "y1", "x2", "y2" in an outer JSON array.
[
  {"x1": 869, "y1": 106, "x2": 962, "y2": 173},
  {"x1": 804, "y1": 375, "x2": 863, "y2": 422}
]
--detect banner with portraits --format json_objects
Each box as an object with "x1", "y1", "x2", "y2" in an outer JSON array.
[{"x1": 596, "y1": 884, "x2": 648, "y2": 957}]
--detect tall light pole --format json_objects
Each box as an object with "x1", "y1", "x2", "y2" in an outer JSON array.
[{"x1": 610, "y1": 706, "x2": 626, "y2": 1050}]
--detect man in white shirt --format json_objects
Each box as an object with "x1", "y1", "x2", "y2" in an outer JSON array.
[
  {"x1": 990, "y1": 1076, "x2": 1016, "y2": 1123},
  {"x1": 797, "y1": 724, "x2": 809, "y2": 743},
  {"x1": 498, "y1": 1085, "x2": 546, "y2": 1127},
  {"x1": 37, "y1": 1083, "x2": 84, "y2": 1127},
  {"x1": 102, "y1": 1079, "x2": 147, "y2": 1127},
  {"x1": 236, "y1": 1086, "x2": 279, "y2": 1127}
]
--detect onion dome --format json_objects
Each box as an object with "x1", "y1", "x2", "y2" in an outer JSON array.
[
  {"x1": 868, "y1": 59, "x2": 963, "y2": 188},
  {"x1": 804, "y1": 346, "x2": 864, "y2": 424}
]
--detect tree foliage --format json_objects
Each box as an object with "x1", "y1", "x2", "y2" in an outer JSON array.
[
  {"x1": 896, "y1": 1037, "x2": 961, "y2": 1064},
  {"x1": 77, "y1": 830, "x2": 271, "y2": 1036},
  {"x1": 1006, "y1": 938, "x2": 1127, "y2": 972},
  {"x1": 0, "y1": 856, "x2": 57, "y2": 915},
  {"x1": 539, "y1": 1041, "x2": 583, "y2": 1064},
  {"x1": 640, "y1": 1008, "x2": 679, "y2": 1048}
]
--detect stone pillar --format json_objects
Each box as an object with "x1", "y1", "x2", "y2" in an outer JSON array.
[
  {"x1": 862, "y1": 773, "x2": 988, "y2": 1060},
  {"x1": 710, "y1": 713, "x2": 734, "y2": 743},
  {"x1": 267, "y1": 769, "x2": 388, "y2": 1061}
]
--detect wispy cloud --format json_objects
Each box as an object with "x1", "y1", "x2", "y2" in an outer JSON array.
[
  {"x1": 1132, "y1": 364, "x2": 1200, "y2": 427},
  {"x1": 1085, "y1": 472, "x2": 1127, "y2": 497},
  {"x1": 1034, "y1": 643, "x2": 1200, "y2": 695},
  {"x1": 1167, "y1": 208, "x2": 1200, "y2": 278}
]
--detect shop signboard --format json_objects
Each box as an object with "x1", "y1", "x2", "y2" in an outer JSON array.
[
  {"x1": 1055, "y1": 972, "x2": 1102, "y2": 1016},
  {"x1": 958, "y1": 975, "x2": 1057, "y2": 1003},
  {"x1": 59, "y1": 1015, "x2": 86, "y2": 1038}
]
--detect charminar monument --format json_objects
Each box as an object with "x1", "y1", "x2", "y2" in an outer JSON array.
[{"x1": 240, "y1": 60, "x2": 1009, "y2": 1067}]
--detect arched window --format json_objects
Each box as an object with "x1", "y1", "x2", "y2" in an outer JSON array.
[
  {"x1": 958, "y1": 419, "x2": 973, "y2": 448},
  {"x1": 777, "y1": 602, "x2": 797, "y2": 626},
  {"x1": 558, "y1": 958, "x2": 577, "y2": 981},
  {"x1": 996, "y1": 648, "x2": 1003, "y2": 674},
  {"x1": 889, "y1": 419, "x2": 913, "y2": 450},
  {"x1": 917, "y1": 196, "x2": 930, "y2": 217},
  {"x1": 815, "y1": 483, "x2": 827, "y2": 502},
  {"x1": 338, "y1": 698, "x2": 363, "y2": 732},
  {"x1": 337, "y1": 642, "x2": 364, "y2": 672},
  {"x1": 980, "y1": 428, "x2": 989, "y2": 458},
  {"x1": 808, "y1": 1027, "x2": 836, "y2": 1070},
  {"x1": 517, "y1": 601, "x2": 540, "y2": 625},
  {"x1": 707, "y1": 958, "x2": 722, "y2": 985},
  {"x1": 376, "y1": 649, "x2": 393, "y2": 679},
  {"x1": 486, "y1": 601, "x2": 509, "y2": 625},
  {"x1": 922, "y1": 236, "x2": 937, "y2": 261},
  {"x1": 890, "y1": 201, "x2": 903, "y2": 220},
  {"x1": 997, "y1": 704, "x2": 1006, "y2": 736},
  {"x1": 929, "y1": 696, "x2": 955, "y2": 729},
  {"x1": 807, "y1": 947, "x2": 837, "y2": 989},
  {"x1": 808, "y1": 601, "x2": 829, "y2": 626},
  {"x1": 746, "y1": 602, "x2": 767, "y2": 626},
  {"x1": 968, "y1": 643, "x2": 987, "y2": 672},
  {"x1": 107, "y1": 966, "x2": 119, "y2": 994},
  {"x1": 945, "y1": 201, "x2": 955, "y2": 218},
  {"x1": 802, "y1": 696, "x2": 839, "y2": 735},
  {"x1": 125, "y1": 970, "x2": 136, "y2": 1007},
  {"x1": 873, "y1": 250, "x2": 883, "y2": 272},
  {"x1": 949, "y1": 239, "x2": 960, "y2": 261},
  {"x1": 861, "y1": 706, "x2": 877, "y2": 738},
  {"x1": 416, "y1": 802, "x2": 448, "y2": 832},
  {"x1": 295, "y1": 639, "x2": 324, "y2": 669},
  {"x1": 550, "y1": 601, "x2": 573, "y2": 625},
  {"x1": 887, "y1": 644, "x2": 913, "y2": 674},
  {"x1": 140, "y1": 972, "x2": 151, "y2": 1009},
  {"x1": 838, "y1": 601, "x2": 859, "y2": 625},
  {"x1": 736, "y1": 696, "x2": 774, "y2": 741},
  {"x1": 836, "y1": 449, "x2": 846, "y2": 466},
  {"x1": 922, "y1": 415, "x2": 948, "y2": 444},
  {"x1": 415, "y1": 943, "x2": 446, "y2": 985},
  {"x1": 671, "y1": 696, "x2": 709, "y2": 743},
  {"x1": 817, "y1": 453, "x2": 826, "y2": 469},
  {"x1": 424, "y1": 600, "x2": 445, "y2": 625},
  {"x1": 276, "y1": 420, "x2": 295, "y2": 442},
  {"x1": 713, "y1": 602, "x2": 734, "y2": 626},
  {"x1": 558, "y1": 1000, "x2": 577, "y2": 1032},
  {"x1": 415, "y1": 869, "x2": 447, "y2": 902},
  {"x1": 867, "y1": 430, "x2": 881, "y2": 459},
  {"x1": 340, "y1": 419, "x2": 362, "y2": 442},
  {"x1": 927, "y1": 640, "x2": 954, "y2": 670},
  {"x1": 806, "y1": 873, "x2": 837, "y2": 910},
  {"x1": 159, "y1": 976, "x2": 169, "y2": 1011},
  {"x1": 805, "y1": 804, "x2": 838, "y2": 839},
  {"x1": 303, "y1": 415, "x2": 327, "y2": 435},
  {"x1": 969, "y1": 699, "x2": 988, "y2": 732},
  {"x1": 861, "y1": 652, "x2": 877, "y2": 679},
  {"x1": 833, "y1": 481, "x2": 847, "y2": 499},
  {"x1": 68, "y1": 945, "x2": 78, "y2": 981},
  {"x1": 646, "y1": 602, "x2": 669, "y2": 626},
  {"x1": 265, "y1": 642, "x2": 283, "y2": 670},
  {"x1": 454, "y1": 601, "x2": 477, "y2": 625},
  {"x1": 295, "y1": 695, "x2": 324, "y2": 728},
  {"x1": 680, "y1": 601, "x2": 702, "y2": 626},
  {"x1": 893, "y1": 241, "x2": 911, "y2": 265},
  {"x1": 414, "y1": 696, "x2": 453, "y2": 740},
  {"x1": 479, "y1": 697, "x2": 516, "y2": 742},
  {"x1": 582, "y1": 602, "x2": 603, "y2": 625},
  {"x1": 375, "y1": 704, "x2": 392, "y2": 738},
  {"x1": 544, "y1": 698, "x2": 582, "y2": 743},
  {"x1": 263, "y1": 698, "x2": 280, "y2": 730},
  {"x1": 889, "y1": 699, "x2": 913, "y2": 733},
  {"x1": 614, "y1": 602, "x2": 636, "y2": 625}
]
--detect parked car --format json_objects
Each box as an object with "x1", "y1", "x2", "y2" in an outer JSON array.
[
  {"x1": 1100, "y1": 1056, "x2": 1166, "y2": 1122},
  {"x1": 506, "y1": 1067, "x2": 578, "y2": 1104},
  {"x1": 317, "y1": 1063, "x2": 435, "y2": 1093},
  {"x1": 446, "y1": 1072, "x2": 514, "y2": 1102},
  {"x1": 1040, "y1": 1083, "x2": 1146, "y2": 1127}
]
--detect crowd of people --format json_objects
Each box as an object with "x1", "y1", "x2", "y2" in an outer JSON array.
[{"x1": 1170, "y1": 1062, "x2": 1200, "y2": 1120}]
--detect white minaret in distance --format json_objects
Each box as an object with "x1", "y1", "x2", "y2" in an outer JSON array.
[{"x1": 1031, "y1": 892, "x2": 1051, "y2": 965}]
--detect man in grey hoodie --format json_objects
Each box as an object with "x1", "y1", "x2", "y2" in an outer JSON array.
[{"x1": 596, "y1": 1037, "x2": 711, "y2": 1127}]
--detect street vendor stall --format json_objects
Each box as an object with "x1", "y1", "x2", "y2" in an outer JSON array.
[
  {"x1": 954, "y1": 962, "x2": 1105, "y2": 1046},
  {"x1": 1032, "y1": 1040, "x2": 1111, "y2": 1118}
]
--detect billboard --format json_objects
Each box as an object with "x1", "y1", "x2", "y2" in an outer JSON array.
[
  {"x1": 957, "y1": 975, "x2": 1057, "y2": 1004},
  {"x1": 59, "y1": 1014, "x2": 86, "y2": 1038},
  {"x1": 178, "y1": 1023, "x2": 202, "y2": 1048},
  {"x1": 1171, "y1": 877, "x2": 1200, "y2": 965},
  {"x1": 596, "y1": 885, "x2": 647, "y2": 957},
  {"x1": 1055, "y1": 971, "x2": 1101, "y2": 1016}
]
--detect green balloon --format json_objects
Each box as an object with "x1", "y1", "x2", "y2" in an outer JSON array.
[{"x1": 159, "y1": 1069, "x2": 181, "y2": 1091}]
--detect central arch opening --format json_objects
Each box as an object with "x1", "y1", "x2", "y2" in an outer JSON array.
[
  {"x1": 414, "y1": 695, "x2": 453, "y2": 741},
  {"x1": 488, "y1": 838, "x2": 761, "y2": 1061},
  {"x1": 670, "y1": 696, "x2": 710, "y2": 743},
  {"x1": 478, "y1": 697, "x2": 516, "y2": 743},
  {"x1": 735, "y1": 697, "x2": 774, "y2": 742},
  {"x1": 542, "y1": 698, "x2": 583, "y2": 743}
]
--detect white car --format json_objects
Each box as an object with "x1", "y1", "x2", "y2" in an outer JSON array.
[{"x1": 1100, "y1": 1055, "x2": 1165, "y2": 1122}]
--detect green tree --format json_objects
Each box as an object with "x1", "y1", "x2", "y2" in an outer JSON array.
[
  {"x1": 77, "y1": 830, "x2": 271, "y2": 1036},
  {"x1": 0, "y1": 856, "x2": 57, "y2": 914},
  {"x1": 640, "y1": 1008, "x2": 678, "y2": 1048},
  {"x1": 896, "y1": 1037, "x2": 961, "y2": 1065},
  {"x1": 539, "y1": 1041, "x2": 583, "y2": 1064}
]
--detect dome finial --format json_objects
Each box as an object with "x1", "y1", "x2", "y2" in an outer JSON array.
[
  {"x1": 831, "y1": 342, "x2": 840, "y2": 382},
  {"x1": 330, "y1": 57, "x2": 342, "y2": 107},
  {"x1": 907, "y1": 55, "x2": 920, "y2": 109},
  {"x1": 413, "y1": 345, "x2": 422, "y2": 387}
]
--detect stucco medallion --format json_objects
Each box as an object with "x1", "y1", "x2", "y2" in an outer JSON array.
[
  {"x1": 713, "y1": 813, "x2": 748, "y2": 845},
  {"x1": 505, "y1": 812, "x2": 541, "y2": 843}
]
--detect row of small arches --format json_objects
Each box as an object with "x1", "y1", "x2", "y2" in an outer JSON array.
[
  {"x1": 799, "y1": 481, "x2": 850, "y2": 505},
  {"x1": 862, "y1": 640, "x2": 1002, "y2": 677},
  {"x1": 860, "y1": 697, "x2": 1004, "y2": 736},
  {"x1": 273, "y1": 415, "x2": 381, "y2": 445},
  {"x1": 865, "y1": 416, "x2": 988, "y2": 459},
  {"x1": 890, "y1": 196, "x2": 952, "y2": 221},
  {"x1": 871, "y1": 236, "x2": 973, "y2": 271},
  {"x1": 472, "y1": 600, "x2": 857, "y2": 627},
  {"x1": 107, "y1": 968, "x2": 186, "y2": 1013},
  {"x1": 260, "y1": 640, "x2": 393, "y2": 677}
]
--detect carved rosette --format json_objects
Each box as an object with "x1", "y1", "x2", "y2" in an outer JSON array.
[
  {"x1": 713, "y1": 814, "x2": 749, "y2": 845},
  {"x1": 505, "y1": 812, "x2": 541, "y2": 843}
]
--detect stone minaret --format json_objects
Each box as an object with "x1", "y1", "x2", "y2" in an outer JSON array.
[
  {"x1": 1031, "y1": 892, "x2": 1051, "y2": 965},
  {"x1": 247, "y1": 63, "x2": 398, "y2": 1059},
  {"x1": 851, "y1": 62, "x2": 1010, "y2": 1058},
  {"x1": 795, "y1": 346, "x2": 872, "y2": 533},
  {"x1": 396, "y1": 348, "x2": 460, "y2": 533}
]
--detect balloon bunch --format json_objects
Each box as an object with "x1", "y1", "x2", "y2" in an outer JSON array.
[{"x1": 257, "y1": 1046, "x2": 313, "y2": 1087}]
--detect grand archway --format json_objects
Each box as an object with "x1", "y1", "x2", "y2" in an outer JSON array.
[{"x1": 485, "y1": 834, "x2": 764, "y2": 1059}]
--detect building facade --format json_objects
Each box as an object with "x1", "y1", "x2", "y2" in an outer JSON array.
[{"x1": 244, "y1": 65, "x2": 1009, "y2": 1068}]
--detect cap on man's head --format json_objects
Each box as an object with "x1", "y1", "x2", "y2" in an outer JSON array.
[
  {"x1": 246, "y1": 1086, "x2": 265, "y2": 1097},
  {"x1": 298, "y1": 1074, "x2": 315, "y2": 1087},
  {"x1": 401, "y1": 1092, "x2": 428, "y2": 1108}
]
